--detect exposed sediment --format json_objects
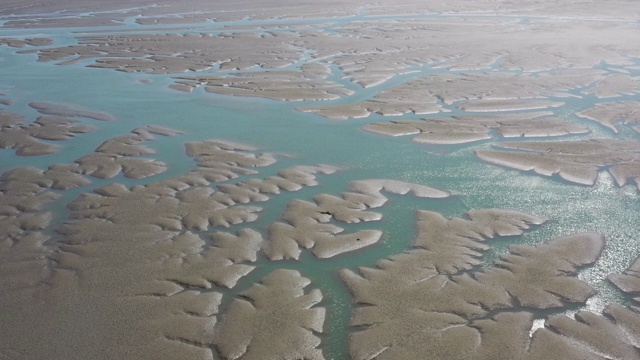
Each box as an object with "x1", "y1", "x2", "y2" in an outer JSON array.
[
  {"x1": 342, "y1": 224, "x2": 606, "y2": 359},
  {"x1": 0, "y1": 37, "x2": 53, "y2": 47},
  {"x1": 173, "y1": 64, "x2": 352, "y2": 101},
  {"x1": 0, "y1": 133, "x2": 346, "y2": 359},
  {"x1": 29, "y1": 102, "x2": 116, "y2": 122},
  {"x1": 577, "y1": 100, "x2": 640, "y2": 133},
  {"x1": 2, "y1": 1, "x2": 640, "y2": 359},
  {"x1": 264, "y1": 179, "x2": 450, "y2": 260},
  {"x1": 213, "y1": 269, "x2": 325, "y2": 360},
  {"x1": 364, "y1": 112, "x2": 588, "y2": 144},
  {"x1": 476, "y1": 139, "x2": 640, "y2": 188},
  {"x1": 609, "y1": 257, "x2": 640, "y2": 305},
  {"x1": 1, "y1": 102, "x2": 100, "y2": 156},
  {"x1": 582, "y1": 74, "x2": 640, "y2": 98},
  {"x1": 299, "y1": 70, "x2": 605, "y2": 120}
]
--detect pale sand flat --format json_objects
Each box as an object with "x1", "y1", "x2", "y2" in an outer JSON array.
[
  {"x1": 0, "y1": 37, "x2": 53, "y2": 47},
  {"x1": 365, "y1": 113, "x2": 588, "y2": 144},
  {"x1": 609, "y1": 257, "x2": 640, "y2": 296},
  {"x1": 176, "y1": 68, "x2": 351, "y2": 102},
  {"x1": 14, "y1": 5, "x2": 640, "y2": 113},
  {"x1": 582, "y1": 73, "x2": 640, "y2": 98},
  {"x1": 300, "y1": 69, "x2": 603, "y2": 120},
  {"x1": 458, "y1": 98, "x2": 564, "y2": 112},
  {"x1": 297, "y1": 105, "x2": 373, "y2": 120},
  {"x1": 477, "y1": 139, "x2": 640, "y2": 188},
  {"x1": 168, "y1": 83, "x2": 195, "y2": 93},
  {"x1": 4, "y1": 17, "x2": 122, "y2": 28},
  {"x1": 26, "y1": 32, "x2": 306, "y2": 74},
  {"x1": 477, "y1": 149, "x2": 598, "y2": 185},
  {"x1": 29, "y1": 101, "x2": 116, "y2": 121},
  {"x1": 413, "y1": 131, "x2": 492, "y2": 144},
  {"x1": 200, "y1": 164, "x2": 337, "y2": 196},
  {"x1": 603, "y1": 304, "x2": 640, "y2": 345},
  {"x1": 132, "y1": 125, "x2": 184, "y2": 138},
  {"x1": 577, "y1": 100, "x2": 640, "y2": 133},
  {"x1": 609, "y1": 163, "x2": 640, "y2": 190}
]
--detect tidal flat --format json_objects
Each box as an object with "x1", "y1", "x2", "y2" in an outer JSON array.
[{"x1": 2, "y1": 1, "x2": 640, "y2": 359}]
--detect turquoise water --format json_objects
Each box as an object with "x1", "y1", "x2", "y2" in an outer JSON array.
[{"x1": 2, "y1": 12, "x2": 640, "y2": 360}]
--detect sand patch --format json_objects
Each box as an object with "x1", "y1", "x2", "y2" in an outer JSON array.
[
  {"x1": 0, "y1": 133, "x2": 350, "y2": 358},
  {"x1": 300, "y1": 70, "x2": 604, "y2": 120},
  {"x1": 30, "y1": 101, "x2": 116, "y2": 121},
  {"x1": 364, "y1": 112, "x2": 588, "y2": 144},
  {"x1": 264, "y1": 179, "x2": 450, "y2": 260},
  {"x1": 458, "y1": 99, "x2": 564, "y2": 112},
  {"x1": 577, "y1": 100, "x2": 640, "y2": 133},
  {"x1": 0, "y1": 37, "x2": 53, "y2": 47},
  {"x1": 342, "y1": 225, "x2": 605, "y2": 359},
  {"x1": 609, "y1": 257, "x2": 640, "y2": 303},
  {"x1": 213, "y1": 269, "x2": 325, "y2": 360},
  {"x1": 1, "y1": 102, "x2": 101, "y2": 156},
  {"x1": 175, "y1": 66, "x2": 352, "y2": 102},
  {"x1": 582, "y1": 73, "x2": 640, "y2": 98},
  {"x1": 22, "y1": 32, "x2": 306, "y2": 74},
  {"x1": 476, "y1": 139, "x2": 640, "y2": 188}
]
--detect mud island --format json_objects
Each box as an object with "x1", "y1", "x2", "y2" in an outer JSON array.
[{"x1": 2, "y1": 1, "x2": 640, "y2": 359}]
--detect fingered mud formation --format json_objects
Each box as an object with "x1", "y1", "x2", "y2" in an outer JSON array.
[
  {"x1": 0, "y1": 121, "x2": 458, "y2": 358},
  {"x1": 264, "y1": 179, "x2": 450, "y2": 260},
  {"x1": 213, "y1": 269, "x2": 325, "y2": 360},
  {"x1": 0, "y1": 132, "x2": 350, "y2": 359},
  {"x1": 3, "y1": 1, "x2": 640, "y2": 359},
  {"x1": 577, "y1": 100, "x2": 640, "y2": 133},
  {"x1": 29, "y1": 101, "x2": 117, "y2": 122},
  {"x1": 172, "y1": 64, "x2": 352, "y2": 101},
  {"x1": 609, "y1": 257, "x2": 640, "y2": 305},
  {"x1": 20, "y1": 32, "x2": 307, "y2": 72},
  {"x1": 17, "y1": 7, "x2": 640, "y2": 109},
  {"x1": 341, "y1": 217, "x2": 607, "y2": 359},
  {"x1": 410, "y1": 209, "x2": 545, "y2": 274},
  {"x1": 299, "y1": 70, "x2": 606, "y2": 120},
  {"x1": 476, "y1": 139, "x2": 640, "y2": 188},
  {"x1": 581, "y1": 74, "x2": 640, "y2": 99},
  {"x1": 364, "y1": 112, "x2": 588, "y2": 144},
  {"x1": 0, "y1": 101, "x2": 102, "y2": 156},
  {"x1": 0, "y1": 37, "x2": 53, "y2": 48},
  {"x1": 0, "y1": 167, "x2": 56, "y2": 291}
]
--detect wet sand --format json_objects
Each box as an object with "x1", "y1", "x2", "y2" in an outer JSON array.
[{"x1": 2, "y1": 1, "x2": 640, "y2": 359}]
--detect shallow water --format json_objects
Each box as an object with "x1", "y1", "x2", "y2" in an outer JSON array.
[{"x1": 2, "y1": 8, "x2": 640, "y2": 360}]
